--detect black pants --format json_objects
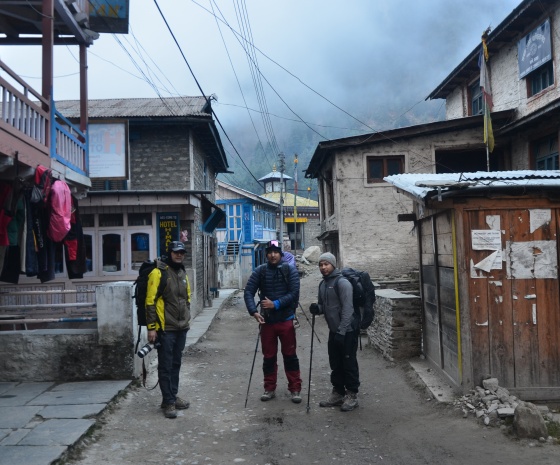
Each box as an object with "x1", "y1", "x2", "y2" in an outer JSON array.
[
  {"x1": 157, "y1": 329, "x2": 188, "y2": 405},
  {"x1": 328, "y1": 330, "x2": 360, "y2": 394}
]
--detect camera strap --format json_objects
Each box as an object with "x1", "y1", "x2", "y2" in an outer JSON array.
[{"x1": 141, "y1": 359, "x2": 159, "y2": 390}]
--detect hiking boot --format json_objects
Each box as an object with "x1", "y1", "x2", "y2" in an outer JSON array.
[
  {"x1": 291, "y1": 391, "x2": 302, "y2": 404},
  {"x1": 340, "y1": 391, "x2": 359, "y2": 412},
  {"x1": 260, "y1": 390, "x2": 276, "y2": 401},
  {"x1": 319, "y1": 389, "x2": 344, "y2": 407},
  {"x1": 163, "y1": 404, "x2": 177, "y2": 419},
  {"x1": 175, "y1": 397, "x2": 190, "y2": 409}
]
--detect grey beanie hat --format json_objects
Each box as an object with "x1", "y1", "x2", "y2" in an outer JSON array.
[{"x1": 319, "y1": 252, "x2": 337, "y2": 268}]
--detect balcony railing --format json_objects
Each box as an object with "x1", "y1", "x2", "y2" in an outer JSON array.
[
  {"x1": 52, "y1": 107, "x2": 88, "y2": 175},
  {"x1": 0, "y1": 60, "x2": 49, "y2": 154},
  {"x1": 0, "y1": 58, "x2": 88, "y2": 177}
]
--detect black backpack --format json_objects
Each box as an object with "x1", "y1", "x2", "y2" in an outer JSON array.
[
  {"x1": 132, "y1": 259, "x2": 168, "y2": 327},
  {"x1": 334, "y1": 267, "x2": 376, "y2": 330},
  {"x1": 132, "y1": 259, "x2": 168, "y2": 389}
]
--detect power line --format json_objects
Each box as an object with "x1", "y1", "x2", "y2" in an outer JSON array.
[
  {"x1": 209, "y1": 0, "x2": 273, "y2": 170},
  {"x1": 152, "y1": 0, "x2": 263, "y2": 187},
  {"x1": 232, "y1": 0, "x2": 281, "y2": 156}
]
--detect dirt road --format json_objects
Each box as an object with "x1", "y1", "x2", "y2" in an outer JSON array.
[{"x1": 61, "y1": 268, "x2": 560, "y2": 465}]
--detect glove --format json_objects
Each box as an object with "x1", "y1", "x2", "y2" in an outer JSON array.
[
  {"x1": 309, "y1": 303, "x2": 320, "y2": 315},
  {"x1": 334, "y1": 333, "x2": 345, "y2": 347}
]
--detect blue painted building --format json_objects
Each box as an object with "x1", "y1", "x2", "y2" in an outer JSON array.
[{"x1": 216, "y1": 180, "x2": 279, "y2": 287}]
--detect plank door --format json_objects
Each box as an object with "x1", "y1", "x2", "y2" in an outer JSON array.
[{"x1": 465, "y1": 208, "x2": 560, "y2": 393}]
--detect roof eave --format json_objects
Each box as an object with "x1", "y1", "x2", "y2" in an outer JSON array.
[{"x1": 427, "y1": 0, "x2": 545, "y2": 100}]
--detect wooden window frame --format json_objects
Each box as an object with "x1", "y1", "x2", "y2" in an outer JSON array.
[
  {"x1": 527, "y1": 61, "x2": 554, "y2": 97},
  {"x1": 532, "y1": 134, "x2": 559, "y2": 170},
  {"x1": 469, "y1": 81, "x2": 483, "y2": 116},
  {"x1": 366, "y1": 156, "x2": 405, "y2": 183}
]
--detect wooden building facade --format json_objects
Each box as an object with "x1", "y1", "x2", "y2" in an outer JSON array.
[{"x1": 386, "y1": 171, "x2": 560, "y2": 401}]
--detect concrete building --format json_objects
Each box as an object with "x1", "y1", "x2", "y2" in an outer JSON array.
[
  {"x1": 54, "y1": 97, "x2": 229, "y2": 315},
  {"x1": 305, "y1": 0, "x2": 560, "y2": 280}
]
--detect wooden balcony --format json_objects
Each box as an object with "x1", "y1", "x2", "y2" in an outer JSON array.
[{"x1": 0, "y1": 59, "x2": 87, "y2": 179}]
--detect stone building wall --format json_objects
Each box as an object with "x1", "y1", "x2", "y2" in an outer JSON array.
[
  {"x1": 129, "y1": 124, "x2": 190, "y2": 190},
  {"x1": 304, "y1": 218, "x2": 322, "y2": 249}
]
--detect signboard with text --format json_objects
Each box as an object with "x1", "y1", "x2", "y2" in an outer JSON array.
[
  {"x1": 157, "y1": 213, "x2": 180, "y2": 257},
  {"x1": 518, "y1": 19, "x2": 552, "y2": 79},
  {"x1": 88, "y1": 122, "x2": 128, "y2": 179}
]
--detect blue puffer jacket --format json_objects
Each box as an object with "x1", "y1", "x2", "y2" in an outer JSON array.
[{"x1": 244, "y1": 262, "x2": 300, "y2": 323}]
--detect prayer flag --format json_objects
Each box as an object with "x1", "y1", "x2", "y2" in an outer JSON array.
[{"x1": 479, "y1": 38, "x2": 494, "y2": 152}]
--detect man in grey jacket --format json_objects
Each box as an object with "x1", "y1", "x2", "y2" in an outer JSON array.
[{"x1": 309, "y1": 252, "x2": 360, "y2": 411}]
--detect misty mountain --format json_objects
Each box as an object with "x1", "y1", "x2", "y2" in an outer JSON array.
[{"x1": 217, "y1": 98, "x2": 443, "y2": 199}]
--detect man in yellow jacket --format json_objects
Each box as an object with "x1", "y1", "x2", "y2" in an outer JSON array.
[{"x1": 146, "y1": 241, "x2": 191, "y2": 419}]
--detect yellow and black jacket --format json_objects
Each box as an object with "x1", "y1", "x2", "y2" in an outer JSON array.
[{"x1": 145, "y1": 259, "x2": 191, "y2": 332}]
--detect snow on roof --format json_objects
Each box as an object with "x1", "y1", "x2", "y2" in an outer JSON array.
[{"x1": 384, "y1": 171, "x2": 560, "y2": 202}]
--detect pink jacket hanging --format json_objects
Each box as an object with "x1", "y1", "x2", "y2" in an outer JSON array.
[{"x1": 47, "y1": 179, "x2": 72, "y2": 242}]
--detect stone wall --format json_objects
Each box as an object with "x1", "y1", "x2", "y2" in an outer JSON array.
[
  {"x1": 0, "y1": 282, "x2": 147, "y2": 382},
  {"x1": 367, "y1": 289, "x2": 422, "y2": 361},
  {"x1": 304, "y1": 219, "x2": 322, "y2": 248},
  {"x1": 129, "y1": 124, "x2": 190, "y2": 190}
]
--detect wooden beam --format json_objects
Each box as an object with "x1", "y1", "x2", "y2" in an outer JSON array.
[{"x1": 398, "y1": 213, "x2": 416, "y2": 222}]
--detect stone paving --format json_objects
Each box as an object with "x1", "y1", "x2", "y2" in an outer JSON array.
[{"x1": 0, "y1": 289, "x2": 236, "y2": 465}]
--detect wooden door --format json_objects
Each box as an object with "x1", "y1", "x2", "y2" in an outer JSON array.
[{"x1": 465, "y1": 207, "x2": 560, "y2": 398}]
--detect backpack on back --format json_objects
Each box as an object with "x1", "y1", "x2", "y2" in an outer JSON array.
[
  {"x1": 334, "y1": 267, "x2": 376, "y2": 330},
  {"x1": 281, "y1": 251, "x2": 296, "y2": 268},
  {"x1": 132, "y1": 259, "x2": 168, "y2": 326}
]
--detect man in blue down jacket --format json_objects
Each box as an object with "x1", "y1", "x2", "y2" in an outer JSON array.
[
  {"x1": 310, "y1": 252, "x2": 360, "y2": 412},
  {"x1": 244, "y1": 240, "x2": 302, "y2": 403}
]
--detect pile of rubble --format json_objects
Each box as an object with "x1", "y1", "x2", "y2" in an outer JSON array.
[{"x1": 453, "y1": 377, "x2": 560, "y2": 442}]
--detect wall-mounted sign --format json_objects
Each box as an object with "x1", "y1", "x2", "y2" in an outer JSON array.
[
  {"x1": 88, "y1": 122, "x2": 128, "y2": 179},
  {"x1": 89, "y1": 0, "x2": 129, "y2": 34},
  {"x1": 157, "y1": 213, "x2": 180, "y2": 257},
  {"x1": 518, "y1": 19, "x2": 552, "y2": 79},
  {"x1": 254, "y1": 222, "x2": 263, "y2": 239}
]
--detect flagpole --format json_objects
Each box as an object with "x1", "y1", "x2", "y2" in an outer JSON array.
[
  {"x1": 485, "y1": 105, "x2": 490, "y2": 172},
  {"x1": 293, "y1": 154, "x2": 298, "y2": 254},
  {"x1": 480, "y1": 29, "x2": 493, "y2": 172}
]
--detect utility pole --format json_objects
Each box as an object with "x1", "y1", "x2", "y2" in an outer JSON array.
[
  {"x1": 293, "y1": 154, "x2": 298, "y2": 254},
  {"x1": 278, "y1": 153, "x2": 285, "y2": 243}
]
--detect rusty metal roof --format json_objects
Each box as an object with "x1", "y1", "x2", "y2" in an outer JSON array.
[{"x1": 56, "y1": 96, "x2": 212, "y2": 119}]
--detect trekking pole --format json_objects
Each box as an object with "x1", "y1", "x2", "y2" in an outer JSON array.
[
  {"x1": 298, "y1": 302, "x2": 321, "y2": 344},
  {"x1": 244, "y1": 323, "x2": 262, "y2": 408},
  {"x1": 306, "y1": 314, "x2": 315, "y2": 413}
]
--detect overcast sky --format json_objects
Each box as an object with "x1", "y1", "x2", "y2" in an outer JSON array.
[{"x1": 1, "y1": 0, "x2": 523, "y2": 174}]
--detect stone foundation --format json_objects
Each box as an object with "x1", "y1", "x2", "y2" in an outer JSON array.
[
  {"x1": 367, "y1": 289, "x2": 422, "y2": 361},
  {"x1": 0, "y1": 282, "x2": 146, "y2": 382}
]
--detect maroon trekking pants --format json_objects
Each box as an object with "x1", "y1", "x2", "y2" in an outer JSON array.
[{"x1": 260, "y1": 320, "x2": 302, "y2": 393}]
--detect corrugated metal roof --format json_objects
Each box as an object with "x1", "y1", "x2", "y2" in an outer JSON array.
[
  {"x1": 258, "y1": 171, "x2": 293, "y2": 182},
  {"x1": 55, "y1": 96, "x2": 211, "y2": 119},
  {"x1": 216, "y1": 180, "x2": 279, "y2": 208},
  {"x1": 384, "y1": 171, "x2": 560, "y2": 202}
]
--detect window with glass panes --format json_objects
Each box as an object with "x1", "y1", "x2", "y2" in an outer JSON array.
[
  {"x1": 529, "y1": 61, "x2": 554, "y2": 96},
  {"x1": 470, "y1": 81, "x2": 483, "y2": 115},
  {"x1": 534, "y1": 135, "x2": 559, "y2": 170},
  {"x1": 228, "y1": 204, "x2": 242, "y2": 241},
  {"x1": 366, "y1": 156, "x2": 404, "y2": 183}
]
